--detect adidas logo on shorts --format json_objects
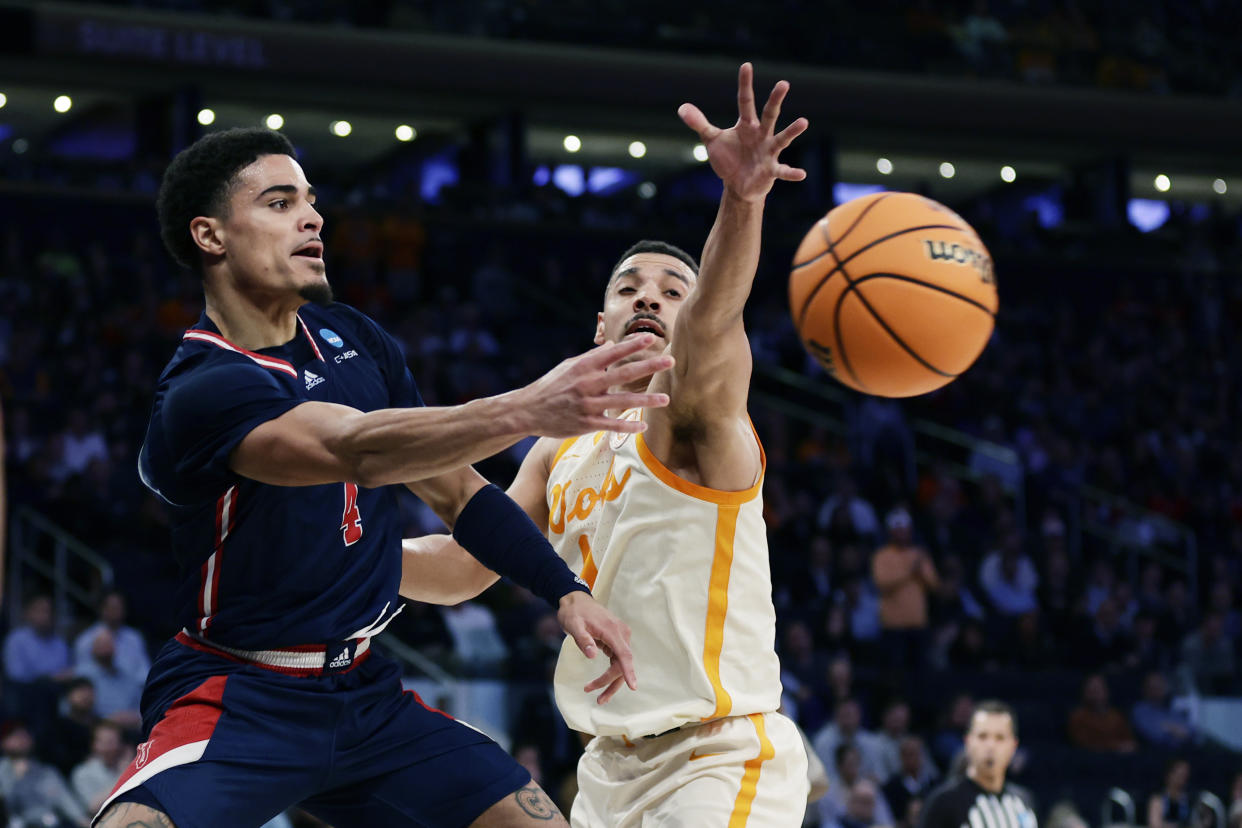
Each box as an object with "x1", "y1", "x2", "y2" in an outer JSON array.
[
  {"x1": 327, "y1": 650, "x2": 352, "y2": 669},
  {"x1": 304, "y1": 370, "x2": 325, "y2": 391}
]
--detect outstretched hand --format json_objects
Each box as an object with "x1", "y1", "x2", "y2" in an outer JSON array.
[
  {"x1": 678, "y1": 62, "x2": 809, "y2": 202},
  {"x1": 557, "y1": 591, "x2": 637, "y2": 705}
]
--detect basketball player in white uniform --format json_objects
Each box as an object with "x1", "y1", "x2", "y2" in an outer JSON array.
[{"x1": 400, "y1": 63, "x2": 811, "y2": 826}]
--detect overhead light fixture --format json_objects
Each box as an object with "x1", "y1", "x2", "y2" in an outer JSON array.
[
  {"x1": 0, "y1": 92, "x2": 7, "y2": 109},
  {"x1": 628, "y1": 141, "x2": 647, "y2": 159},
  {"x1": 939, "y1": 161, "x2": 955, "y2": 179},
  {"x1": 395, "y1": 124, "x2": 416, "y2": 142},
  {"x1": 563, "y1": 134, "x2": 581, "y2": 153},
  {"x1": 693, "y1": 144, "x2": 708, "y2": 162},
  {"x1": 876, "y1": 157, "x2": 893, "y2": 175},
  {"x1": 331, "y1": 120, "x2": 352, "y2": 137},
  {"x1": 1154, "y1": 174, "x2": 1170, "y2": 192},
  {"x1": 265, "y1": 113, "x2": 284, "y2": 130},
  {"x1": 196, "y1": 108, "x2": 216, "y2": 126},
  {"x1": 1000, "y1": 165, "x2": 1016, "y2": 183},
  {"x1": 1213, "y1": 178, "x2": 1227, "y2": 195},
  {"x1": 638, "y1": 181, "x2": 656, "y2": 199},
  {"x1": 53, "y1": 95, "x2": 72, "y2": 113}
]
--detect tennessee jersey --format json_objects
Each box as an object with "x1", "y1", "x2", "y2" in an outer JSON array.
[
  {"x1": 548, "y1": 410, "x2": 781, "y2": 739},
  {"x1": 138, "y1": 303, "x2": 419, "y2": 649}
]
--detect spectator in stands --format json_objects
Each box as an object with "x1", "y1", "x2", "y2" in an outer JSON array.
[
  {"x1": 838, "y1": 577, "x2": 883, "y2": 652},
  {"x1": 1123, "y1": 612, "x2": 1168, "y2": 675},
  {"x1": 1067, "y1": 672, "x2": 1136, "y2": 752},
  {"x1": 875, "y1": 699, "x2": 936, "y2": 786},
  {"x1": 1148, "y1": 758, "x2": 1192, "y2": 828},
  {"x1": 438, "y1": 600, "x2": 509, "y2": 676},
  {"x1": 978, "y1": 531, "x2": 1039, "y2": 617},
  {"x1": 70, "y1": 721, "x2": 129, "y2": 814},
  {"x1": 72, "y1": 591, "x2": 149, "y2": 686},
  {"x1": 1160, "y1": 580, "x2": 1195, "y2": 646},
  {"x1": 1131, "y1": 671, "x2": 1196, "y2": 748},
  {"x1": 1070, "y1": 597, "x2": 1133, "y2": 670},
  {"x1": 73, "y1": 629, "x2": 142, "y2": 728},
  {"x1": 812, "y1": 697, "x2": 886, "y2": 781},
  {"x1": 780, "y1": 620, "x2": 831, "y2": 732},
  {"x1": 838, "y1": 778, "x2": 892, "y2": 828},
  {"x1": 872, "y1": 508, "x2": 939, "y2": 677},
  {"x1": 0, "y1": 719, "x2": 91, "y2": 827},
  {"x1": 1209, "y1": 583, "x2": 1240, "y2": 640},
  {"x1": 819, "y1": 744, "x2": 894, "y2": 828},
  {"x1": 3, "y1": 594, "x2": 71, "y2": 683},
  {"x1": 817, "y1": 475, "x2": 880, "y2": 546},
  {"x1": 44, "y1": 678, "x2": 97, "y2": 776},
  {"x1": 1179, "y1": 611, "x2": 1237, "y2": 694},
  {"x1": 57, "y1": 408, "x2": 108, "y2": 480},
  {"x1": 930, "y1": 693, "x2": 974, "y2": 768},
  {"x1": 883, "y1": 735, "x2": 937, "y2": 826}
]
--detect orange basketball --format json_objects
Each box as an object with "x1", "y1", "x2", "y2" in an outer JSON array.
[{"x1": 789, "y1": 191, "x2": 998, "y2": 398}]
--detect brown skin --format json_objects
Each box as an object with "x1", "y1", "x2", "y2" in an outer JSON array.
[{"x1": 964, "y1": 711, "x2": 1019, "y2": 793}]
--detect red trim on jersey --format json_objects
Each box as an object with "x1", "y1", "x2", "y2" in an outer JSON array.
[
  {"x1": 405, "y1": 689, "x2": 454, "y2": 720},
  {"x1": 182, "y1": 329, "x2": 297, "y2": 377},
  {"x1": 198, "y1": 486, "x2": 236, "y2": 635},
  {"x1": 107, "y1": 675, "x2": 228, "y2": 796},
  {"x1": 297, "y1": 314, "x2": 325, "y2": 362}
]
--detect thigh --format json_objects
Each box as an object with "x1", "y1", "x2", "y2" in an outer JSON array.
[
  {"x1": 96, "y1": 672, "x2": 332, "y2": 828},
  {"x1": 302, "y1": 728, "x2": 531, "y2": 828}
]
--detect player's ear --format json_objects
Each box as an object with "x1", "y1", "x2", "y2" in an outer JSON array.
[
  {"x1": 189, "y1": 216, "x2": 226, "y2": 258},
  {"x1": 593, "y1": 312, "x2": 606, "y2": 346}
]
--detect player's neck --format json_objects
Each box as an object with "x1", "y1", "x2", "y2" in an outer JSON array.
[
  {"x1": 204, "y1": 280, "x2": 301, "y2": 351},
  {"x1": 967, "y1": 766, "x2": 1004, "y2": 794}
]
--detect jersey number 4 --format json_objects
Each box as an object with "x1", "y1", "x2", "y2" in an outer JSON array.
[{"x1": 341, "y1": 483, "x2": 364, "y2": 546}]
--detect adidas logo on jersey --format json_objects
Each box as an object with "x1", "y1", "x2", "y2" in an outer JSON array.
[
  {"x1": 327, "y1": 650, "x2": 352, "y2": 669},
  {"x1": 304, "y1": 369, "x2": 325, "y2": 391}
]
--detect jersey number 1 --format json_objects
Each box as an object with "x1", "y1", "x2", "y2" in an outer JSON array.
[{"x1": 341, "y1": 483, "x2": 364, "y2": 546}]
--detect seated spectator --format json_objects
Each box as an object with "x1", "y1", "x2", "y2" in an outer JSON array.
[
  {"x1": 71, "y1": 721, "x2": 130, "y2": 814},
  {"x1": 882, "y1": 736, "x2": 937, "y2": 825},
  {"x1": 839, "y1": 778, "x2": 893, "y2": 828},
  {"x1": 1070, "y1": 598, "x2": 1133, "y2": 670},
  {"x1": 1132, "y1": 671, "x2": 1196, "y2": 748},
  {"x1": 1067, "y1": 673, "x2": 1136, "y2": 752},
  {"x1": 837, "y1": 578, "x2": 883, "y2": 652},
  {"x1": 1210, "y1": 583, "x2": 1240, "y2": 640},
  {"x1": 72, "y1": 591, "x2": 150, "y2": 685},
  {"x1": 978, "y1": 532, "x2": 1039, "y2": 617},
  {"x1": 74, "y1": 629, "x2": 142, "y2": 728},
  {"x1": 819, "y1": 744, "x2": 895, "y2": 828},
  {"x1": 930, "y1": 693, "x2": 974, "y2": 768},
  {"x1": 812, "y1": 698, "x2": 886, "y2": 781},
  {"x1": 0, "y1": 719, "x2": 91, "y2": 827},
  {"x1": 779, "y1": 620, "x2": 831, "y2": 733},
  {"x1": 1179, "y1": 611, "x2": 1236, "y2": 694},
  {"x1": 875, "y1": 699, "x2": 936, "y2": 786},
  {"x1": 817, "y1": 475, "x2": 880, "y2": 547},
  {"x1": 3, "y1": 594, "x2": 72, "y2": 683},
  {"x1": 1148, "y1": 758, "x2": 1192, "y2": 828},
  {"x1": 44, "y1": 678, "x2": 98, "y2": 776}
]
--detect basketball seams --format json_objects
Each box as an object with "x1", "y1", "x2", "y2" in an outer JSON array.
[
  {"x1": 791, "y1": 192, "x2": 893, "y2": 273},
  {"x1": 847, "y1": 273, "x2": 997, "y2": 318},
  {"x1": 826, "y1": 228, "x2": 957, "y2": 380},
  {"x1": 821, "y1": 220, "x2": 865, "y2": 391}
]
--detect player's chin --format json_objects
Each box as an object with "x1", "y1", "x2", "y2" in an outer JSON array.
[{"x1": 297, "y1": 273, "x2": 334, "y2": 306}]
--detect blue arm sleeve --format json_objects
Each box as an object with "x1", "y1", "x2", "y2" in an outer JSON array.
[{"x1": 451, "y1": 484, "x2": 591, "y2": 608}]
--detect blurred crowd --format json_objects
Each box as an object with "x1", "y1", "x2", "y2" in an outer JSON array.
[
  {"x1": 2, "y1": 173, "x2": 1242, "y2": 823},
  {"x1": 85, "y1": 0, "x2": 1242, "y2": 97}
]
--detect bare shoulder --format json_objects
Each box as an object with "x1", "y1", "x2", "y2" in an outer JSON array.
[{"x1": 97, "y1": 801, "x2": 177, "y2": 827}]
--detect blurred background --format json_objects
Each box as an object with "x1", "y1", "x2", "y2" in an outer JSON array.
[{"x1": 1, "y1": 1, "x2": 1242, "y2": 826}]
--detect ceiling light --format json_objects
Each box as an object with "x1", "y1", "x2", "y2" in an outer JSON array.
[{"x1": 628, "y1": 141, "x2": 647, "y2": 159}]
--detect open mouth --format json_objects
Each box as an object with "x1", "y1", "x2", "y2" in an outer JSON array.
[
  {"x1": 293, "y1": 241, "x2": 324, "y2": 259},
  {"x1": 624, "y1": 317, "x2": 665, "y2": 338}
]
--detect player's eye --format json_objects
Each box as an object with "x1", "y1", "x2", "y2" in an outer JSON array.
[
  {"x1": 618, "y1": 287, "x2": 635, "y2": 294},
  {"x1": 666, "y1": 289, "x2": 681, "y2": 298},
  {"x1": 270, "y1": 199, "x2": 289, "y2": 209}
]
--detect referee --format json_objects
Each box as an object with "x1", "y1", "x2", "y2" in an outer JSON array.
[{"x1": 919, "y1": 701, "x2": 1038, "y2": 828}]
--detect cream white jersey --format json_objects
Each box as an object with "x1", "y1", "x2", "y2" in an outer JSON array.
[{"x1": 548, "y1": 409, "x2": 781, "y2": 739}]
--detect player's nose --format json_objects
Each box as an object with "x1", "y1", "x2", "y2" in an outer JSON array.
[{"x1": 301, "y1": 203, "x2": 324, "y2": 233}]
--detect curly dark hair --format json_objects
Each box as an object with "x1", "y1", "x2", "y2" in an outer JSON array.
[{"x1": 156, "y1": 128, "x2": 297, "y2": 273}]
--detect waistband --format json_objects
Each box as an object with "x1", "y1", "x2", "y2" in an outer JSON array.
[{"x1": 175, "y1": 630, "x2": 373, "y2": 677}]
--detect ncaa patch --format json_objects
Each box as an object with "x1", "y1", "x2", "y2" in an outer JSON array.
[{"x1": 319, "y1": 328, "x2": 345, "y2": 348}]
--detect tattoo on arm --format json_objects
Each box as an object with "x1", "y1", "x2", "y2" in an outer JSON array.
[{"x1": 514, "y1": 784, "x2": 559, "y2": 820}]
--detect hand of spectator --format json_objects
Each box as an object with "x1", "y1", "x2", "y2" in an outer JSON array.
[
  {"x1": 558, "y1": 592, "x2": 637, "y2": 704},
  {"x1": 517, "y1": 334, "x2": 673, "y2": 436},
  {"x1": 678, "y1": 62, "x2": 808, "y2": 203}
]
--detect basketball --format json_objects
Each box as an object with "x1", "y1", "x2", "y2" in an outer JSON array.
[{"x1": 789, "y1": 192, "x2": 998, "y2": 398}]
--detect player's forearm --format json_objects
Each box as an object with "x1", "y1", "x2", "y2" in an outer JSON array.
[
  {"x1": 689, "y1": 190, "x2": 765, "y2": 328},
  {"x1": 338, "y1": 391, "x2": 531, "y2": 487},
  {"x1": 400, "y1": 534, "x2": 500, "y2": 605}
]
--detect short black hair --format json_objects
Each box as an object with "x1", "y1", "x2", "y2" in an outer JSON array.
[
  {"x1": 970, "y1": 699, "x2": 1018, "y2": 739},
  {"x1": 834, "y1": 742, "x2": 860, "y2": 766},
  {"x1": 611, "y1": 239, "x2": 699, "y2": 279},
  {"x1": 157, "y1": 128, "x2": 297, "y2": 273}
]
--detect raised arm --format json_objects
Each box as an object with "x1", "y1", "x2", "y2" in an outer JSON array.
[
  {"x1": 232, "y1": 335, "x2": 671, "y2": 487},
  {"x1": 665, "y1": 63, "x2": 807, "y2": 427}
]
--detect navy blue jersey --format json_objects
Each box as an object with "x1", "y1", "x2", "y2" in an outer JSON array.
[{"x1": 139, "y1": 303, "x2": 422, "y2": 650}]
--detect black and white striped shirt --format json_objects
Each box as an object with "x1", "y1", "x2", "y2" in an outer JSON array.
[{"x1": 919, "y1": 776, "x2": 1038, "y2": 828}]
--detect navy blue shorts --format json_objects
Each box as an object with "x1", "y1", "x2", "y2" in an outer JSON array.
[{"x1": 96, "y1": 637, "x2": 530, "y2": 828}]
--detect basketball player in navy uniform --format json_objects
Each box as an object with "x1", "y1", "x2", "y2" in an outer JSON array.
[
  {"x1": 95, "y1": 128, "x2": 673, "y2": 828},
  {"x1": 919, "y1": 701, "x2": 1038, "y2": 828}
]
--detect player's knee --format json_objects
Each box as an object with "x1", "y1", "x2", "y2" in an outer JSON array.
[
  {"x1": 97, "y1": 800, "x2": 178, "y2": 827},
  {"x1": 470, "y1": 781, "x2": 569, "y2": 827}
]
